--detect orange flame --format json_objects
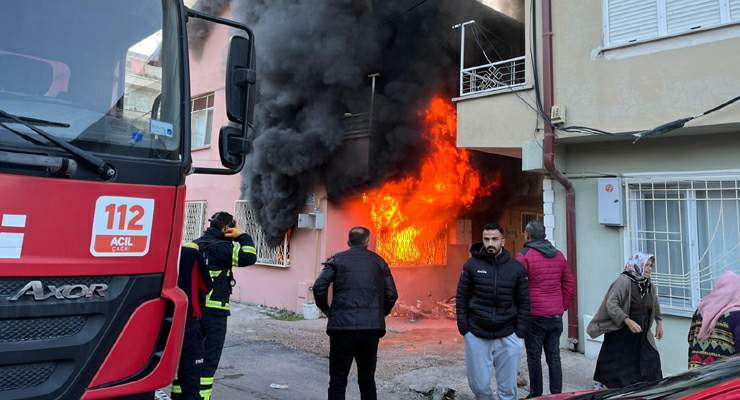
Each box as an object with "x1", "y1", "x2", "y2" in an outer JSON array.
[{"x1": 362, "y1": 97, "x2": 496, "y2": 265}]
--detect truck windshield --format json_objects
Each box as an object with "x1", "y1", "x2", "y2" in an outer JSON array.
[{"x1": 0, "y1": 0, "x2": 182, "y2": 161}]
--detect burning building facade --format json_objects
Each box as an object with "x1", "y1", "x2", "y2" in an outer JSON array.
[{"x1": 183, "y1": 0, "x2": 540, "y2": 316}]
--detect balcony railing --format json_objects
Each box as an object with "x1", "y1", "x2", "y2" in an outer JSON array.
[{"x1": 460, "y1": 56, "x2": 526, "y2": 96}]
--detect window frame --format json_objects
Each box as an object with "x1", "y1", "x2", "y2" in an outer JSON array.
[
  {"x1": 190, "y1": 92, "x2": 215, "y2": 150},
  {"x1": 602, "y1": 0, "x2": 740, "y2": 49},
  {"x1": 622, "y1": 170, "x2": 740, "y2": 317}
]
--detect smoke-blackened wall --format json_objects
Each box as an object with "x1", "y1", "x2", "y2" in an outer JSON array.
[{"x1": 192, "y1": 0, "x2": 523, "y2": 244}]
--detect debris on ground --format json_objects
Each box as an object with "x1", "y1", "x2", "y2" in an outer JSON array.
[
  {"x1": 269, "y1": 383, "x2": 290, "y2": 389},
  {"x1": 431, "y1": 385, "x2": 456, "y2": 400},
  {"x1": 396, "y1": 301, "x2": 434, "y2": 321},
  {"x1": 436, "y1": 296, "x2": 456, "y2": 320},
  {"x1": 409, "y1": 383, "x2": 456, "y2": 400}
]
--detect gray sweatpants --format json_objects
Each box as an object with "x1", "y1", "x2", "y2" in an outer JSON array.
[{"x1": 464, "y1": 332, "x2": 524, "y2": 400}]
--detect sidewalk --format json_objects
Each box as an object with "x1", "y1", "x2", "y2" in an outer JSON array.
[{"x1": 187, "y1": 303, "x2": 597, "y2": 399}]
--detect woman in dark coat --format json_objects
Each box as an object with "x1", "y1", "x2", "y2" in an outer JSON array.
[{"x1": 587, "y1": 252, "x2": 664, "y2": 388}]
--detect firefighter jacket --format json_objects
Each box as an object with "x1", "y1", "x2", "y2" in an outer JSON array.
[
  {"x1": 177, "y1": 244, "x2": 213, "y2": 319},
  {"x1": 193, "y1": 227, "x2": 257, "y2": 315}
]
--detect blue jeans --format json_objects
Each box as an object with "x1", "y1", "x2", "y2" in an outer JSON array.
[{"x1": 465, "y1": 332, "x2": 524, "y2": 400}]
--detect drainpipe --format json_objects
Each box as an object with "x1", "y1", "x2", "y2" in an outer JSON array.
[{"x1": 541, "y1": 0, "x2": 579, "y2": 349}]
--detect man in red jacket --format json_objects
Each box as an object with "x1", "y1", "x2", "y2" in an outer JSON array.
[{"x1": 516, "y1": 220, "x2": 575, "y2": 398}]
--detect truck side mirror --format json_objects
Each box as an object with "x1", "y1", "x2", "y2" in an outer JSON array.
[
  {"x1": 219, "y1": 125, "x2": 250, "y2": 170},
  {"x1": 225, "y1": 35, "x2": 256, "y2": 127},
  {"x1": 186, "y1": 8, "x2": 257, "y2": 175}
]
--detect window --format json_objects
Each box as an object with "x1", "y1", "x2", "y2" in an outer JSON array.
[
  {"x1": 376, "y1": 228, "x2": 448, "y2": 267},
  {"x1": 521, "y1": 212, "x2": 544, "y2": 234},
  {"x1": 234, "y1": 200, "x2": 290, "y2": 267},
  {"x1": 182, "y1": 200, "x2": 207, "y2": 243},
  {"x1": 625, "y1": 176, "x2": 740, "y2": 314},
  {"x1": 603, "y1": 0, "x2": 740, "y2": 48},
  {"x1": 191, "y1": 93, "x2": 214, "y2": 148}
]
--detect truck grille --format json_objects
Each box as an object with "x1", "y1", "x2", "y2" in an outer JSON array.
[
  {"x1": 0, "y1": 316, "x2": 87, "y2": 343},
  {"x1": 0, "y1": 362, "x2": 56, "y2": 392},
  {"x1": 0, "y1": 275, "x2": 162, "y2": 400}
]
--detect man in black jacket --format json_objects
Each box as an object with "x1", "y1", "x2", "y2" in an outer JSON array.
[
  {"x1": 313, "y1": 227, "x2": 398, "y2": 400},
  {"x1": 456, "y1": 223, "x2": 530, "y2": 400},
  {"x1": 194, "y1": 211, "x2": 257, "y2": 399}
]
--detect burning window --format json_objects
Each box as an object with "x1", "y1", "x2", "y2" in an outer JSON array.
[
  {"x1": 363, "y1": 97, "x2": 496, "y2": 267},
  {"x1": 376, "y1": 226, "x2": 448, "y2": 266}
]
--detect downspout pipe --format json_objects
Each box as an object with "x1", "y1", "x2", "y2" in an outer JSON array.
[{"x1": 541, "y1": 0, "x2": 579, "y2": 348}]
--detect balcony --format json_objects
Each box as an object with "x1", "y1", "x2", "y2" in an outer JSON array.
[{"x1": 460, "y1": 56, "x2": 527, "y2": 97}]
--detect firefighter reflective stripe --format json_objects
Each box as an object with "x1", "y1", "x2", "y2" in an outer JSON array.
[
  {"x1": 205, "y1": 269, "x2": 231, "y2": 311},
  {"x1": 183, "y1": 242, "x2": 199, "y2": 250},
  {"x1": 200, "y1": 376, "x2": 214, "y2": 400},
  {"x1": 242, "y1": 245, "x2": 257, "y2": 254},
  {"x1": 231, "y1": 242, "x2": 239, "y2": 268},
  {"x1": 171, "y1": 384, "x2": 182, "y2": 394},
  {"x1": 205, "y1": 297, "x2": 230, "y2": 310}
]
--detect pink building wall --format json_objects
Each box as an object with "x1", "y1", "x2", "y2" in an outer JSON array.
[
  {"x1": 185, "y1": 18, "x2": 317, "y2": 313},
  {"x1": 232, "y1": 193, "x2": 379, "y2": 312},
  {"x1": 185, "y1": 21, "x2": 242, "y2": 214}
]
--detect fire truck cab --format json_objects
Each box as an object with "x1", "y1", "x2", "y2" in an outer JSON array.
[{"x1": 0, "y1": 1, "x2": 255, "y2": 398}]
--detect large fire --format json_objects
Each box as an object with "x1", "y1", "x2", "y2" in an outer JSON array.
[{"x1": 362, "y1": 97, "x2": 497, "y2": 265}]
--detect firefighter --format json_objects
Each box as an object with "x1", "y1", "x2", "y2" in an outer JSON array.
[
  {"x1": 171, "y1": 242, "x2": 212, "y2": 400},
  {"x1": 194, "y1": 212, "x2": 257, "y2": 399}
]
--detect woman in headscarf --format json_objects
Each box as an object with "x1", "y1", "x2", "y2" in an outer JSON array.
[
  {"x1": 687, "y1": 271, "x2": 740, "y2": 368},
  {"x1": 586, "y1": 252, "x2": 663, "y2": 388}
]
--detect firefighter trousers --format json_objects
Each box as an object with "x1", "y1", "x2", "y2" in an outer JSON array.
[
  {"x1": 171, "y1": 317, "x2": 204, "y2": 400},
  {"x1": 199, "y1": 310, "x2": 228, "y2": 399}
]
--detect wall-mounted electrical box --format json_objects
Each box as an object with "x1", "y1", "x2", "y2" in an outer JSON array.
[
  {"x1": 598, "y1": 177, "x2": 624, "y2": 226},
  {"x1": 297, "y1": 212, "x2": 325, "y2": 230},
  {"x1": 522, "y1": 139, "x2": 544, "y2": 172},
  {"x1": 550, "y1": 105, "x2": 566, "y2": 125}
]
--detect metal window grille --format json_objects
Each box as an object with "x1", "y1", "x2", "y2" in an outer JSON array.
[
  {"x1": 625, "y1": 175, "x2": 740, "y2": 312},
  {"x1": 234, "y1": 200, "x2": 290, "y2": 267},
  {"x1": 182, "y1": 201, "x2": 207, "y2": 243}
]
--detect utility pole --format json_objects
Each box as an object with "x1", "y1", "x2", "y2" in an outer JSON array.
[
  {"x1": 452, "y1": 20, "x2": 475, "y2": 96},
  {"x1": 368, "y1": 72, "x2": 380, "y2": 137}
]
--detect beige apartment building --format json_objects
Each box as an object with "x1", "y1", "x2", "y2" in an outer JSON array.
[{"x1": 456, "y1": 0, "x2": 740, "y2": 375}]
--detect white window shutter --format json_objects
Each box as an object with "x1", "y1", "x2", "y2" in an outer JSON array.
[
  {"x1": 605, "y1": 0, "x2": 660, "y2": 47},
  {"x1": 730, "y1": 0, "x2": 740, "y2": 21},
  {"x1": 665, "y1": 0, "x2": 722, "y2": 34}
]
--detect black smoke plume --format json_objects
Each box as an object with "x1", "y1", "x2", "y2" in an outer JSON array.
[{"x1": 192, "y1": 0, "x2": 523, "y2": 244}]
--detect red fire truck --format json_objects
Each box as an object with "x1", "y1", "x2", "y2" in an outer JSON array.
[{"x1": 0, "y1": 1, "x2": 255, "y2": 398}]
